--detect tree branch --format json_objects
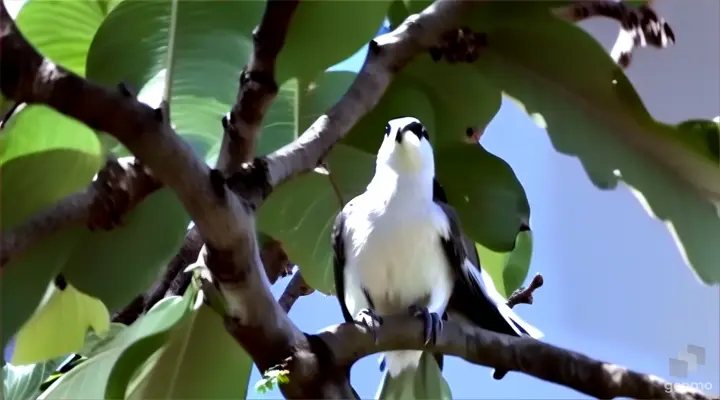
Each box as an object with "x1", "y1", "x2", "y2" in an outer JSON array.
[
  {"x1": 507, "y1": 273, "x2": 544, "y2": 308},
  {"x1": 318, "y1": 316, "x2": 714, "y2": 400},
  {"x1": 552, "y1": 1, "x2": 675, "y2": 69},
  {"x1": 0, "y1": 156, "x2": 161, "y2": 272},
  {"x1": 279, "y1": 271, "x2": 314, "y2": 313},
  {"x1": 215, "y1": 0, "x2": 298, "y2": 174}
]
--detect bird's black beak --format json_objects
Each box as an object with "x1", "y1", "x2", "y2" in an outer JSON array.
[{"x1": 395, "y1": 129, "x2": 403, "y2": 144}]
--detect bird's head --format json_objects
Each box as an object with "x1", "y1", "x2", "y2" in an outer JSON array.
[{"x1": 376, "y1": 117, "x2": 435, "y2": 176}]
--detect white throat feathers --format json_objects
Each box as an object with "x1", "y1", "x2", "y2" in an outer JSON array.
[{"x1": 367, "y1": 117, "x2": 435, "y2": 200}]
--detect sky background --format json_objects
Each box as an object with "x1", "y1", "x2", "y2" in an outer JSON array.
[{"x1": 4, "y1": 0, "x2": 719, "y2": 399}]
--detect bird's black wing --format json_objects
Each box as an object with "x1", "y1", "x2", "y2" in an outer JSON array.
[
  {"x1": 433, "y1": 184, "x2": 532, "y2": 379},
  {"x1": 331, "y1": 208, "x2": 355, "y2": 323}
]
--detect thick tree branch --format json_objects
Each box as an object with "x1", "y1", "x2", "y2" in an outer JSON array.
[
  {"x1": 318, "y1": 316, "x2": 714, "y2": 400},
  {"x1": 553, "y1": 1, "x2": 675, "y2": 69},
  {"x1": 0, "y1": 157, "x2": 160, "y2": 272}
]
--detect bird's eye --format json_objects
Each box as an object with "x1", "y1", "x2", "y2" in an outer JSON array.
[
  {"x1": 384, "y1": 123, "x2": 391, "y2": 136},
  {"x1": 421, "y1": 128, "x2": 429, "y2": 140}
]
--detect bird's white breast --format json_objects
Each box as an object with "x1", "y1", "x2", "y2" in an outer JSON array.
[{"x1": 342, "y1": 193, "x2": 454, "y2": 317}]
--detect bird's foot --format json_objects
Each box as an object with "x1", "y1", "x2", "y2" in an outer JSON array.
[
  {"x1": 354, "y1": 308, "x2": 383, "y2": 343},
  {"x1": 408, "y1": 305, "x2": 443, "y2": 346}
]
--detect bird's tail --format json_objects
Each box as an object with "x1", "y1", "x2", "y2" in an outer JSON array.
[{"x1": 376, "y1": 352, "x2": 452, "y2": 400}]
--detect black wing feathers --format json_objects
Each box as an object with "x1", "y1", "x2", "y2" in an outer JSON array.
[
  {"x1": 433, "y1": 184, "x2": 525, "y2": 339},
  {"x1": 331, "y1": 210, "x2": 354, "y2": 323}
]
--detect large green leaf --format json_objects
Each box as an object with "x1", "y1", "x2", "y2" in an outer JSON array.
[
  {"x1": 11, "y1": 280, "x2": 110, "y2": 365},
  {"x1": 14, "y1": 0, "x2": 113, "y2": 76},
  {"x1": 278, "y1": 0, "x2": 390, "y2": 81},
  {"x1": 37, "y1": 286, "x2": 197, "y2": 399},
  {"x1": 435, "y1": 145, "x2": 529, "y2": 252},
  {"x1": 61, "y1": 188, "x2": 190, "y2": 312},
  {"x1": 468, "y1": 6, "x2": 720, "y2": 284},
  {"x1": 0, "y1": 104, "x2": 102, "y2": 349},
  {"x1": 122, "y1": 303, "x2": 252, "y2": 399}
]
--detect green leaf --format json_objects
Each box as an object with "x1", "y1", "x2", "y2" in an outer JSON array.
[
  {"x1": 61, "y1": 188, "x2": 190, "y2": 312},
  {"x1": 12, "y1": 281, "x2": 110, "y2": 365},
  {"x1": 79, "y1": 322, "x2": 127, "y2": 358},
  {"x1": 476, "y1": 229, "x2": 533, "y2": 299},
  {"x1": 0, "y1": 105, "x2": 102, "y2": 229},
  {"x1": 3, "y1": 359, "x2": 62, "y2": 400},
  {"x1": 130, "y1": 304, "x2": 252, "y2": 399},
  {"x1": 37, "y1": 288, "x2": 197, "y2": 399},
  {"x1": 278, "y1": 0, "x2": 391, "y2": 80},
  {"x1": 0, "y1": 104, "x2": 102, "y2": 347},
  {"x1": 0, "y1": 230, "x2": 85, "y2": 353},
  {"x1": 14, "y1": 0, "x2": 113, "y2": 77},
  {"x1": 401, "y1": 57, "x2": 502, "y2": 148},
  {"x1": 255, "y1": 368, "x2": 290, "y2": 395},
  {"x1": 469, "y1": 7, "x2": 720, "y2": 284},
  {"x1": 435, "y1": 145, "x2": 529, "y2": 252}
]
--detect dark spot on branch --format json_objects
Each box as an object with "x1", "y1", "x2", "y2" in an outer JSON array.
[
  {"x1": 225, "y1": 157, "x2": 272, "y2": 204},
  {"x1": 429, "y1": 27, "x2": 487, "y2": 64}
]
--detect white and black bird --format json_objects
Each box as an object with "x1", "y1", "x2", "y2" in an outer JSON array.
[{"x1": 331, "y1": 117, "x2": 543, "y2": 399}]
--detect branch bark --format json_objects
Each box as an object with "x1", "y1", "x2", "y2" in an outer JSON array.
[
  {"x1": 318, "y1": 316, "x2": 713, "y2": 400},
  {"x1": 279, "y1": 271, "x2": 314, "y2": 313}
]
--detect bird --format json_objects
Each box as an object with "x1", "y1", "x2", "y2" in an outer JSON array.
[{"x1": 331, "y1": 116, "x2": 543, "y2": 399}]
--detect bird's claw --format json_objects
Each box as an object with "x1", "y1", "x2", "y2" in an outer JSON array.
[
  {"x1": 355, "y1": 308, "x2": 383, "y2": 343},
  {"x1": 408, "y1": 305, "x2": 443, "y2": 346}
]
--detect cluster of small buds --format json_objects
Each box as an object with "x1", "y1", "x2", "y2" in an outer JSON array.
[{"x1": 428, "y1": 27, "x2": 487, "y2": 64}]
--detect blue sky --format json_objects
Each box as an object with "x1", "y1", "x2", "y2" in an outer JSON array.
[{"x1": 5, "y1": 2, "x2": 719, "y2": 399}]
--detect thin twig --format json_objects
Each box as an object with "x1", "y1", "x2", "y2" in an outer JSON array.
[
  {"x1": 278, "y1": 271, "x2": 314, "y2": 313},
  {"x1": 553, "y1": 1, "x2": 675, "y2": 69},
  {"x1": 507, "y1": 273, "x2": 544, "y2": 308}
]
